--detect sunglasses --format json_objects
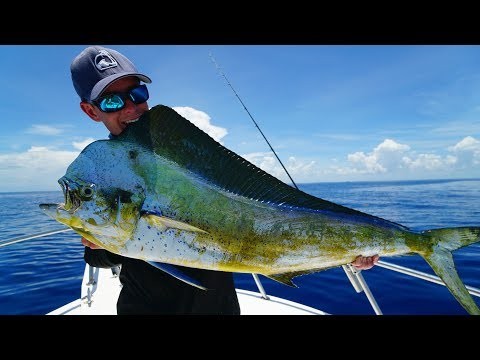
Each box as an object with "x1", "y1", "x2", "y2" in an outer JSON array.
[{"x1": 92, "y1": 84, "x2": 149, "y2": 113}]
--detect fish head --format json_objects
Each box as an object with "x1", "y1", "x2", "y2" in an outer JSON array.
[{"x1": 39, "y1": 140, "x2": 149, "y2": 252}]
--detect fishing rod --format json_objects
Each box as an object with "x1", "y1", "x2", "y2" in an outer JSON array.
[
  {"x1": 209, "y1": 53, "x2": 298, "y2": 189},
  {"x1": 209, "y1": 52, "x2": 382, "y2": 314}
]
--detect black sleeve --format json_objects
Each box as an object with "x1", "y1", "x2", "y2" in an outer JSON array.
[{"x1": 83, "y1": 247, "x2": 124, "y2": 268}]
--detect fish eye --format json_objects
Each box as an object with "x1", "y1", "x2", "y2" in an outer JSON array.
[{"x1": 80, "y1": 185, "x2": 95, "y2": 199}]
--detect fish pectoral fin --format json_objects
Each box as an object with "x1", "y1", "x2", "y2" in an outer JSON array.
[
  {"x1": 146, "y1": 261, "x2": 208, "y2": 291},
  {"x1": 421, "y1": 247, "x2": 480, "y2": 315},
  {"x1": 142, "y1": 214, "x2": 209, "y2": 234}
]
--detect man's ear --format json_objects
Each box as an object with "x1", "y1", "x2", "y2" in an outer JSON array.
[{"x1": 80, "y1": 102, "x2": 102, "y2": 122}]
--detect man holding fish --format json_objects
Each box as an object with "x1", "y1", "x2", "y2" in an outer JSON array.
[{"x1": 68, "y1": 45, "x2": 379, "y2": 315}]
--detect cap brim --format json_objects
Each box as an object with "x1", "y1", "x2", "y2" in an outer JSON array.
[{"x1": 90, "y1": 72, "x2": 152, "y2": 101}]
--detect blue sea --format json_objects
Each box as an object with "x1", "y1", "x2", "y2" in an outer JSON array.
[{"x1": 1, "y1": 178, "x2": 479, "y2": 315}]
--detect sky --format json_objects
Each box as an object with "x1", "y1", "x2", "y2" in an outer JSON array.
[{"x1": 1, "y1": 45, "x2": 480, "y2": 192}]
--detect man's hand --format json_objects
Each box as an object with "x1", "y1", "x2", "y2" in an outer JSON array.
[
  {"x1": 351, "y1": 255, "x2": 379, "y2": 270},
  {"x1": 81, "y1": 237, "x2": 103, "y2": 250}
]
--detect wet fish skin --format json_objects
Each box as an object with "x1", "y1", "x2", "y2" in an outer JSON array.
[{"x1": 40, "y1": 105, "x2": 480, "y2": 315}]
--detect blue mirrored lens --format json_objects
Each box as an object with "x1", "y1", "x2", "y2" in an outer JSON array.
[
  {"x1": 99, "y1": 95, "x2": 125, "y2": 112},
  {"x1": 96, "y1": 85, "x2": 149, "y2": 113},
  {"x1": 129, "y1": 84, "x2": 149, "y2": 103}
]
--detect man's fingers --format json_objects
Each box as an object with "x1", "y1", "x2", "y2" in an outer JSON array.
[
  {"x1": 81, "y1": 237, "x2": 102, "y2": 249},
  {"x1": 352, "y1": 255, "x2": 379, "y2": 270}
]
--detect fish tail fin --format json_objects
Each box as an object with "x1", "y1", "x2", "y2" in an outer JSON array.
[{"x1": 420, "y1": 227, "x2": 480, "y2": 315}]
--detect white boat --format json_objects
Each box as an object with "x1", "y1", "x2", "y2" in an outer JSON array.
[
  {"x1": 47, "y1": 264, "x2": 328, "y2": 315},
  {"x1": 3, "y1": 228, "x2": 480, "y2": 315}
]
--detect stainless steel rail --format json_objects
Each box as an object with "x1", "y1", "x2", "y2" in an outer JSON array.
[
  {"x1": 376, "y1": 260, "x2": 480, "y2": 298},
  {"x1": 0, "y1": 228, "x2": 73, "y2": 248}
]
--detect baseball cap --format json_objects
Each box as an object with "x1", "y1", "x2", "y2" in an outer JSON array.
[{"x1": 71, "y1": 46, "x2": 152, "y2": 102}]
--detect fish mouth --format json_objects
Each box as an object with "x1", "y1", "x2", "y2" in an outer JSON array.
[
  {"x1": 59, "y1": 177, "x2": 81, "y2": 213},
  {"x1": 39, "y1": 203, "x2": 61, "y2": 218}
]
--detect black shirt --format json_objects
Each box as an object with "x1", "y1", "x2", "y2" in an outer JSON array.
[{"x1": 84, "y1": 247, "x2": 240, "y2": 315}]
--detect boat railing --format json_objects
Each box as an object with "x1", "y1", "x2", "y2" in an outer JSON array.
[
  {"x1": 342, "y1": 264, "x2": 382, "y2": 314},
  {"x1": 1, "y1": 228, "x2": 479, "y2": 315}
]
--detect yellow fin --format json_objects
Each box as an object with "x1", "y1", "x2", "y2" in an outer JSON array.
[{"x1": 143, "y1": 214, "x2": 209, "y2": 234}]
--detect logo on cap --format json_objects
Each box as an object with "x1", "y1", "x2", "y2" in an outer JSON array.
[{"x1": 95, "y1": 50, "x2": 118, "y2": 71}]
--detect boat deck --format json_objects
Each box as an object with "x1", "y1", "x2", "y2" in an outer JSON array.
[{"x1": 47, "y1": 265, "x2": 327, "y2": 315}]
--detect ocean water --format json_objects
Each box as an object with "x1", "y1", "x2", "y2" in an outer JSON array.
[{"x1": 0, "y1": 179, "x2": 479, "y2": 315}]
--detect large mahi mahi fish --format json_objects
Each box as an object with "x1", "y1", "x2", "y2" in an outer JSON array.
[{"x1": 40, "y1": 105, "x2": 480, "y2": 314}]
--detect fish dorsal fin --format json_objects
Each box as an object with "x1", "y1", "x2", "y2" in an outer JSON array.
[
  {"x1": 118, "y1": 105, "x2": 384, "y2": 220},
  {"x1": 146, "y1": 261, "x2": 208, "y2": 290},
  {"x1": 142, "y1": 211, "x2": 208, "y2": 234}
]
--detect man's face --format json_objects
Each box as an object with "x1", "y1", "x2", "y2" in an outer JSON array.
[{"x1": 82, "y1": 76, "x2": 150, "y2": 136}]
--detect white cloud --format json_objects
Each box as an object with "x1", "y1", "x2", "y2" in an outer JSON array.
[
  {"x1": 242, "y1": 136, "x2": 480, "y2": 183},
  {"x1": 448, "y1": 136, "x2": 480, "y2": 166},
  {"x1": 374, "y1": 138, "x2": 410, "y2": 152},
  {"x1": 0, "y1": 147, "x2": 80, "y2": 191},
  {"x1": 402, "y1": 153, "x2": 445, "y2": 170},
  {"x1": 26, "y1": 125, "x2": 63, "y2": 136},
  {"x1": 347, "y1": 151, "x2": 387, "y2": 173},
  {"x1": 333, "y1": 137, "x2": 480, "y2": 178},
  {"x1": 241, "y1": 152, "x2": 319, "y2": 184},
  {"x1": 449, "y1": 136, "x2": 480, "y2": 152},
  {"x1": 72, "y1": 138, "x2": 96, "y2": 151},
  {"x1": 173, "y1": 106, "x2": 228, "y2": 143},
  {"x1": 342, "y1": 139, "x2": 410, "y2": 174}
]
